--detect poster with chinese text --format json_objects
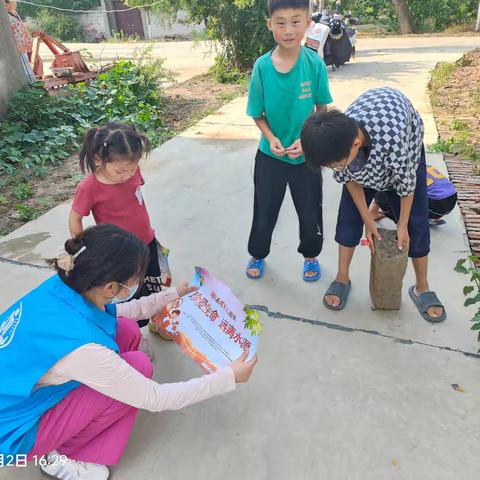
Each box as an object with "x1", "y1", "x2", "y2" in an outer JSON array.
[{"x1": 151, "y1": 268, "x2": 261, "y2": 373}]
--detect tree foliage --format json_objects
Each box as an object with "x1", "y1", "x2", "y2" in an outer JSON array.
[
  {"x1": 17, "y1": 0, "x2": 100, "y2": 18},
  {"x1": 26, "y1": 9, "x2": 86, "y2": 41},
  {"x1": 341, "y1": 0, "x2": 478, "y2": 30},
  {"x1": 128, "y1": 0, "x2": 274, "y2": 72}
]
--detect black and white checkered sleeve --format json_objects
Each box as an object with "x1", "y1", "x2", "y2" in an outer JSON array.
[
  {"x1": 390, "y1": 116, "x2": 423, "y2": 197},
  {"x1": 333, "y1": 169, "x2": 350, "y2": 184}
]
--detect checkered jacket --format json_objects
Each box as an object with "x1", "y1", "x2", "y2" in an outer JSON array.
[{"x1": 334, "y1": 87, "x2": 424, "y2": 197}]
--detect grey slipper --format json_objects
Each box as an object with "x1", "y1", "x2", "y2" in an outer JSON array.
[
  {"x1": 408, "y1": 286, "x2": 446, "y2": 323},
  {"x1": 323, "y1": 280, "x2": 352, "y2": 311}
]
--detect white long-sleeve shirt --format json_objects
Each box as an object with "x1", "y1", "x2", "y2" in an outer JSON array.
[{"x1": 37, "y1": 289, "x2": 236, "y2": 412}]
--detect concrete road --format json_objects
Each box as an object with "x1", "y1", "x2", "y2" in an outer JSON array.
[
  {"x1": 39, "y1": 39, "x2": 215, "y2": 83},
  {"x1": 2, "y1": 36, "x2": 480, "y2": 480}
]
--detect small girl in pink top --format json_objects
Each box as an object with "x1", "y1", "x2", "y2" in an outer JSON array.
[{"x1": 69, "y1": 122, "x2": 169, "y2": 326}]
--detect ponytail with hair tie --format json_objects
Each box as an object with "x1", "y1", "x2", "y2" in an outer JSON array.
[
  {"x1": 46, "y1": 224, "x2": 150, "y2": 294},
  {"x1": 56, "y1": 246, "x2": 86, "y2": 274}
]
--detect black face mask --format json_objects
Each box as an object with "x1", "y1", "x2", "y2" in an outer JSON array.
[{"x1": 348, "y1": 123, "x2": 371, "y2": 173}]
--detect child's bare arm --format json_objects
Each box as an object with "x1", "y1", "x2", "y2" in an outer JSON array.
[
  {"x1": 69, "y1": 210, "x2": 84, "y2": 238},
  {"x1": 253, "y1": 117, "x2": 285, "y2": 156}
]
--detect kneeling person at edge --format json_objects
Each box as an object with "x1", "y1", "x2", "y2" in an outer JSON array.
[{"x1": 301, "y1": 87, "x2": 446, "y2": 323}]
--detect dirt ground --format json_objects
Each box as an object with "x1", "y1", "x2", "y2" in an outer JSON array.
[
  {"x1": 431, "y1": 49, "x2": 480, "y2": 145},
  {"x1": 0, "y1": 74, "x2": 246, "y2": 237},
  {"x1": 430, "y1": 49, "x2": 480, "y2": 262}
]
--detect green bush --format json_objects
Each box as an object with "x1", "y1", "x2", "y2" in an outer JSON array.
[
  {"x1": 29, "y1": 9, "x2": 85, "y2": 42},
  {"x1": 342, "y1": 0, "x2": 478, "y2": 32},
  {"x1": 128, "y1": 0, "x2": 275, "y2": 77},
  {"x1": 210, "y1": 56, "x2": 245, "y2": 84},
  {"x1": 18, "y1": 0, "x2": 100, "y2": 19},
  {"x1": 0, "y1": 48, "x2": 172, "y2": 175},
  {"x1": 406, "y1": 0, "x2": 477, "y2": 31},
  {"x1": 455, "y1": 256, "x2": 480, "y2": 349},
  {"x1": 340, "y1": 0, "x2": 394, "y2": 23}
]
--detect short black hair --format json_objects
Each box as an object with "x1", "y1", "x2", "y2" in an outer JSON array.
[
  {"x1": 268, "y1": 0, "x2": 309, "y2": 16},
  {"x1": 301, "y1": 109, "x2": 358, "y2": 171},
  {"x1": 47, "y1": 224, "x2": 150, "y2": 293}
]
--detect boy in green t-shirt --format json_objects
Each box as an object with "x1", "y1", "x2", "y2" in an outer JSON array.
[{"x1": 246, "y1": 0, "x2": 333, "y2": 281}]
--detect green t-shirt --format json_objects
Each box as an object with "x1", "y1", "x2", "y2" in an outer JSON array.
[{"x1": 247, "y1": 46, "x2": 333, "y2": 165}]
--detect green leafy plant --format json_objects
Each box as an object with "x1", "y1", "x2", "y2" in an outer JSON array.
[
  {"x1": 455, "y1": 256, "x2": 480, "y2": 347},
  {"x1": 0, "y1": 48, "x2": 172, "y2": 175},
  {"x1": 15, "y1": 204, "x2": 39, "y2": 222},
  {"x1": 430, "y1": 121, "x2": 479, "y2": 166},
  {"x1": 210, "y1": 56, "x2": 246, "y2": 84},
  {"x1": 13, "y1": 183, "x2": 34, "y2": 200},
  {"x1": 26, "y1": 9, "x2": 86, "y2": 42},
  {"x1": 243, "y1": 306, "x2": 263, "y2": 335}
]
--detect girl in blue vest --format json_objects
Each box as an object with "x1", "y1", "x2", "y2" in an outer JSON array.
[{"x1": 0, "y1": 224, "x2": 257, "y2": 480}]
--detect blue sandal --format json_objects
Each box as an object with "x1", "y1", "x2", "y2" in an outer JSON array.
[
  {"x1": 408, "y1": 286, "x2": 446, "y2": 322},
  {"x1": 303, "y1": 258, "x2": 321, "y2": 282},
  {"x1": 323, "y1": 280, "x2": 351, "y2": 310},
  {"x1": 246, "y1": 258, "x2": 265, "y2": 280}
]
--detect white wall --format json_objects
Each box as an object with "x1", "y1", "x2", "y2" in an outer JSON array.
[
  {"x1": 75, "y1": 5, "x2": 203, "y2": 41},
  {"x1": 77, "y1": 8, "x2": 111, "y2": 40},
  {"x1": 142, "y1": 10, "x2": 204, "y2": 40}
]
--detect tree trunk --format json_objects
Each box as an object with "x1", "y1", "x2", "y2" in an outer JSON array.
[
  {"x1": 0, "y1": 3, "x2": 27, "y2": 117},
  {"x1": 319, "y1": 0, "x2": 327, "y2": 9},
  {"x1": 476, "y1": 0, "x2": 480, "y2": 31},
  {"x1": 391, "y1": 0, "x2": 416, "y2": 34}
]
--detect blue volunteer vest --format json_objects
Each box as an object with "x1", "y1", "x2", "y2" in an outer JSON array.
[{"x1": 0, "y1": 275, "x2": 119, "y2": 455}]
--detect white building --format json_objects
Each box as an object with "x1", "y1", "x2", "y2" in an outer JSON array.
[{"x1": 77, "y1": 0, "x2": 203, "y2": 41}]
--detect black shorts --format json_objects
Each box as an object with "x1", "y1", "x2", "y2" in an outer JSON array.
[
  {"x1": 134, "y1": 238, "x2": 172, "y2": 327},
  {"x1": 337, "y1": 150, "x2": 430, "y2": 258}
]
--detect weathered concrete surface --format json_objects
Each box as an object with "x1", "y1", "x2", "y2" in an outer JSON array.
[
  {"x1": 0, "y1": 3, "x2": 26, "y2": 116},
  {"x1": 1, "y1": 36, "x2": 480, "y2": 480}
]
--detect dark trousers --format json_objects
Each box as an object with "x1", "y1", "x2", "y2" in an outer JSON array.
[
  {"x1": 136, "y1": 238, "x2": 163, "y2": 327},
  {"x1": 248, "y1": 150, "x2": 323, "y2": 260},
  {"x1": 335, "y1": 149, "x2": 430, "y2": 258},
  {"x1": 375, "y1": 191, "x2": 458, "y2": 220}
]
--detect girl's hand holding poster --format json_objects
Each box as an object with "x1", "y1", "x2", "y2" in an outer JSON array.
[{"x1": 151, "y1": 268, "x2": 262, "y2": 373}]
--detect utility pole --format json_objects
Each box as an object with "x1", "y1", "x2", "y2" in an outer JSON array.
[{"x1": 0, "y1": 2, "x2": 26, "y2": 117}]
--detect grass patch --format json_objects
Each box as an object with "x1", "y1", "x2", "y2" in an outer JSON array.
[
  {"x1": 218, "y1": 91, "x2": 238, "y2": 102},
  {"x1": 430, "y1": 119, "x2": 479, "y2": 170},
  {"x1": 443, "y1": 21, "x2": 477, "y2": 35},
  {"x1": 428, "y1": 62, "x2": 455, "y2": 100}
]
